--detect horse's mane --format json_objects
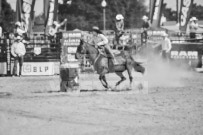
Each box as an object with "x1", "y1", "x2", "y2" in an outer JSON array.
[{"x1": 81, "y1": 40, "x2": 99, "y2": 54}]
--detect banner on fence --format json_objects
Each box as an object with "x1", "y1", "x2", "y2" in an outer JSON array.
[
  {"x1": 21, "y1": 62, "x2": 55, "y2": 75},
  {"x1": 150, "y1": 0, "x2": 164, "y2": 27},
  {"x1": 16, "y1": 0, "x2": 36, "y2": 36},
  {"x1": 44, "y1": 0, "x2": 58, "y2": 35},
  {"x1": 179, "y1": 0, "x2": 194, "y2": 32}
]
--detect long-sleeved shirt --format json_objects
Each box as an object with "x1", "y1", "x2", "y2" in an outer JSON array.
[
  {"x1": 92, "y1": 34, "x2": 108, "y2": 46},
  {"x1": 161, "y1": 38, "x2": 172, "y2": 52},
  {"x1": 116, "y1": 20, "x2": 124, "y2": 32},
  {"x1": 189, "y1": 22, "x2": 198, "y2": 33},
  {"x1": 11, "y1": 41, "x2": 26, "y2": 57},
  {"x1": 0, "y1": 26, "x2": 2, "y2": 38}
]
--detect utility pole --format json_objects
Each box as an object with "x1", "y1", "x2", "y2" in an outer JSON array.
[{"x1": 0, "y1": 0, "x2": 2, "y2": 22}]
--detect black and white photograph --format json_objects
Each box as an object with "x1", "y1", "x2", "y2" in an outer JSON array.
[{"x1": 0, "y1": 0, "x2": 203, "y2": 134}]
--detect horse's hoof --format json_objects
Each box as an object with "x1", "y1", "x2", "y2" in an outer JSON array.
[{"x1": 106, "y1": 87, "x2": 112, "y2": 91}]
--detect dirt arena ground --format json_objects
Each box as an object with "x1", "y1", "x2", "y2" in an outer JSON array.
[{"x1": 0, "y1": 63, "x2": 203, "y2": 135}]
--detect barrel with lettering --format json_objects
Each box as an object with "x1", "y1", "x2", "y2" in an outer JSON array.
[
  {"x1": 59, "y1": 31, "x2": 81, "y2": 92},
  {"x1": 60, "y1": 64, "x2": 79, "y2": 92}
]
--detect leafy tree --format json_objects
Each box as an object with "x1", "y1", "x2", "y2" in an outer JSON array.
[
  {"x1": 0, "y1": 0, "x2": 15, "y2": 33},
  {"x1": 58, "y1": 0, "x2": 147, "y2": 30},
  {"x1": 191, "y1": 3, "x2": 203, "y2": 20}
]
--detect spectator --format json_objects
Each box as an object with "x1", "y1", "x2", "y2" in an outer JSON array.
[
  {"x1": 14, "y1": 22, "x2": 29, "y2": 44},
  {"x1": 160, "y1": 14, "x2": 167, "y2": 26},
  {"x1": 189, "y1": 17, "x2": 199, "y2": 40},
  {"x1": 161, "y1": 32, "x2": 172, "y2": 61},
  {"x1": 48, "y1": 19, "x2": 67, "y2": 37},
  {"x1": 142, "y1": 15, "x2": 151, "y2": 43},
  {"x1": 11, "y1": 36, "x2": 26, "y2": 77},
  {"x1": 115, "y1": 14, "x2": 124, "y2": 45}
]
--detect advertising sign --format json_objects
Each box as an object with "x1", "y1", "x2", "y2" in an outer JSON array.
[
  {"x1": 150, "y1": 0, "x2": 164, "y2": 27},
  {"x1": 171, "y1": 51, "x2": 198, "y2": 59},
  {"x1": 22, "y1": 62, "x2": 55, "y2": 75},
  {"x1": 179, "y1": 0, "x2": 194, "y2": 32},
  {"x1": 16, "y1": 0, "x2": 36, "y2": 36}
]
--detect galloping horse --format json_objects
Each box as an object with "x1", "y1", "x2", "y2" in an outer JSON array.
[{"x1": 75, "y1": 40, "x2": 145, "y2": 90}]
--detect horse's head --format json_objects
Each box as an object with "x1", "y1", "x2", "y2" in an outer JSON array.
[{"x1": 75, "y1": 39, "x2": 99, "y2": 60}]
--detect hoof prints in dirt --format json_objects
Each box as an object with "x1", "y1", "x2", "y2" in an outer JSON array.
[{"x1": 0, "y1": 92, "x2": 12, "y2": 98}]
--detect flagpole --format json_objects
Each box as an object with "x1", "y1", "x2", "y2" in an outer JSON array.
[
  {"x1": 176, "y1": 0, "x2": 179, "y2": 24},
  {"x1": 0, "y1": 0, "x2": 2, "y2": 20}
]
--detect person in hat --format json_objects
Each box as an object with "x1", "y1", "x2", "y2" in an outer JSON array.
[
  {"x1": 189, "y1": 17, "x2": 199, "y2": 40},
  {"x1": 14, "y1": 21, "x2": 29, "y2": 44},
  {"x1": 161, "y1": 32, "x2": 172, "y2": 61},
  {"x1": 115, "y1": 14, "x2": 124, "y2": 45},
  {"x1": 142, "y1": 15, "x2": 151, "y2": 43},
  {"x1": 48, "y1": 19, "x2": 67, "y2": 37},
  {"x1": 91, "y1": 26, "x2": 119, "y2": 65},
  {"x1": 11, "y1": 36, "x2": 26, "y2": 77}
]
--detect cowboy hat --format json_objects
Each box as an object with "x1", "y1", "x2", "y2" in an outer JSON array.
[
  {"x1": 116, "y1": 14, "x2": 124, "y2": 20},
  {"x1": 92, "y1": 26, "x2": 102, "y2": 33},
  {"x1": 15, "y1": 35, "x2": 22, "y2": 40},
  {"x1": 190, "y1": 17, "x2": 198, "y2": 21},
  {"x1": 15, "y1": 22, "x2": 21, "y2": 26},
  {"x1": 142, "y1": 15, "x2": 148, "y2": 20}
]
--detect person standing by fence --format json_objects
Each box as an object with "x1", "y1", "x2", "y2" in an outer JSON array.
[
  {"x1": 115, "y1": 14, "x2": 124, "y2": 45},
  {"x1": 189, "y1": 17, "x2": 199, "y2": 40},
  {"x1": 141, "y1": 15, "x2": 151, "y2": 43},
  {"x1": 11, "y1": 36, "x2": 26, "y2": 77},
  {"x1": 161, "y1": 32, "x2": 172, "y2": 61}
]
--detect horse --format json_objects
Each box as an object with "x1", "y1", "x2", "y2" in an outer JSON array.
[{"x1": 75, "y1": 40, "x2": 145, "y2": 90}]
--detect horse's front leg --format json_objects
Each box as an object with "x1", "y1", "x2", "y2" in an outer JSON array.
[{"x1": 99, "y1": 75, "x2": 107, "y2": 89}]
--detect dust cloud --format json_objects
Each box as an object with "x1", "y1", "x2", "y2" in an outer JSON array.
[{"x1": 134, "y1": 46, "x2": 193, "y2": 88}]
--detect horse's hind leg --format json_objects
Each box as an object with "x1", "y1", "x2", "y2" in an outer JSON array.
[
  {"x1": 99, "y1": 75, "x2": 107, "y2": 88},
  {"x1": 115, "y1": 71, "x2": 126, "y2": 87},
  {"x1": 126, "y1": 65, "x2": 133, "y2": 90}
]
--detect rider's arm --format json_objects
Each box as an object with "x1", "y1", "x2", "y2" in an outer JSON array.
[
  {"x1": 116, "y1": 22, "x2": 120, "y2": 31},
  {"x1": 121, "y1": 20, "x2": 124, "y2": 31},
  {"x1": 97, "y1": 34, "x2": 108, "y2": 46},
  {"x1": 166, "y1": 38, "x2": 172, "y2": 52},
  {"x1": 11, "y1": 43, "x2": 17, "y2": 57},
  {"x1": 16, "y1": 28, "x2": 26, "y2": 36}
]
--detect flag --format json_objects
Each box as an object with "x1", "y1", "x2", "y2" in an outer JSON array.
[
  {"x1": 44, "y1": 0, "x2": 58, "y2": 34},
  {"x1": 149, "y1": 0, "x2": 155, "y2": 24},
  {"x1": 179, "y1": 0, "x2": 194, "y2": 32},
  {"x1": 150, "y1": 0, "x2": 164, "y2": 28},
  {"x1": 16, "y1": 0, "x2": 36, "y2": 37}
]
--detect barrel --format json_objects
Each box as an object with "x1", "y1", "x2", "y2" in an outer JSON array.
[{"x1": 60, "y1": 64, "x2": 79, "y2": 92}]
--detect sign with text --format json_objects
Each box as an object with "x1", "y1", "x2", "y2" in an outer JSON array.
[
  {"x1": 61, "y1": 39, "x2": 80, "y2": 46},
  {"x1": 22, "y1": 62, "x2": 55, "y2": 75},
  {"x1": 62, "y1": 32, "x2": 82, "y2": 39},
  {"x1": 179, "y1": 0, "x2": 194, "y2": 32},
  {"x1": 171, "y1": 51, "x2": 198, "y2": 59}
]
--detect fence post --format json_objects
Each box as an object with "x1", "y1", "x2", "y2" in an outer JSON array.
[{"x1": 6, "y1": 38, "x2": 11, "y2": 76}]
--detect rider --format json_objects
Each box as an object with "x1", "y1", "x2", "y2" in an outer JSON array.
[
  {"x1": 49, "y1": 19, "x2": 67, "y2": 37},
  {"x1": 115, "y1": 14, "x2": 124, "y2": 45},
  {"x1": 91, "y1": 26, "x2": 119, "y2": 65}
]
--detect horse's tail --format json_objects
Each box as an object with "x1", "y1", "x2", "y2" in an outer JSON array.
[{"x1": 131, "y1": 56, "x2": 145, "y2": 74}]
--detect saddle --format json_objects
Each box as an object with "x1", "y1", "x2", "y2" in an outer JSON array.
[{"x1": 97, "y1": 46, "x2": 121, "y2": 57}]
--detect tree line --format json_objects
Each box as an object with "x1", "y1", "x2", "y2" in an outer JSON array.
[{"x1": 1, "y1": 0, "x2": 203, "y2": 33}]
